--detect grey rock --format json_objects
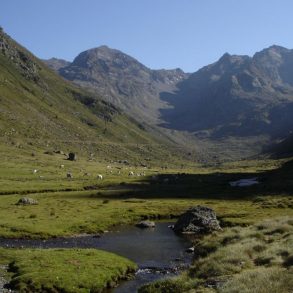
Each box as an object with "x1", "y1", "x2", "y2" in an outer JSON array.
[
  {"x1": 174, "y1": 206, "x2": 221, "y2": 234},
  {"x1": 68, "y1": 152, "x2": 77, "y2": 161},
  {"x1": 136, "y1": 221, "x2": 155, "y2": 228}
]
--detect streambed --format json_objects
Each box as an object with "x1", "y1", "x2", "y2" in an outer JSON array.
[{"x1": 0, "y1": 222, "x2": 193, "y2": 292}]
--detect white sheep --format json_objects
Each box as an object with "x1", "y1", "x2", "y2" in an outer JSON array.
[{"x1": 97, "y1": 174, "x2": 103, "y2": 180}]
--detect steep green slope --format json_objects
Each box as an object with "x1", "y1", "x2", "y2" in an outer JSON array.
[{"x1": 0, "y1": 29, "x2": 186, "y2": 166}]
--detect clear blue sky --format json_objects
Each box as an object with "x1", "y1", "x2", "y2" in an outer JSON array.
[{"x1": 1, "y1": 0, "x2": 293, "y2": 72}]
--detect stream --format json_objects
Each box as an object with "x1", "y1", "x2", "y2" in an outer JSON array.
[{"x1": 0, "y1": 222, "x2": 193, "y2": 292}]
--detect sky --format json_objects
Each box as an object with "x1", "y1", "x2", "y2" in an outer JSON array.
[{"x1": 1, "y1": 0, "x2": 293, "y2": 72}]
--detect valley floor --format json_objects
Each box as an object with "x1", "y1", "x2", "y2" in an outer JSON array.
[{"x1": 0, "y1": 147, "x2": 292, "y2": 292}]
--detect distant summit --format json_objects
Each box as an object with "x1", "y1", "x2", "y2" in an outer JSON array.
[{"x1": 45, "y1": 57, "x2": 70, "y2": 71}]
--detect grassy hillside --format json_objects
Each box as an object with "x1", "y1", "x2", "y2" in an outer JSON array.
[{"x1": 0, "y1": 29, "x2": 188, "y2": 167}]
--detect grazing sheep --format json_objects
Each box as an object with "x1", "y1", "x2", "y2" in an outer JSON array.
[
  {"x1": 60, "y1": 165, "x2": 64, "y2": 168},
  {"x1": 67, "y1": 172, "x2": 73, "y2": 178},
  {"x1": 33, "y1": 169, "x2": 38, "y2": 174},
  {"x1": 129, "y1": 171, "x2": 134, "y2": 176},
  {"x1": 97, "y1": 174, "x2": 103, "y2": 180}
]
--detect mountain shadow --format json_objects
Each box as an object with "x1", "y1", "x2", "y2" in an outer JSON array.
[{"x1": 159, "y1": 46, "x2": 293, "y2": 140}]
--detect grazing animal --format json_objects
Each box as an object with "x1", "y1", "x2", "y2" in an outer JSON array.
[
  {"x1": 67, "y1": 172, "x2": 73, "y2": 178},
  {"x1": 33, "y1": 169, "x2": 38, "y2": 174},
  {"x1": 129, "y1": 171, "x2": 134, "y2": 176},
  {"x1": 60, "y1": 165, "x2": 64, "y2": 168},
  {"x1": 97, "y1": 174, "x2": 103, "y2": 180}
]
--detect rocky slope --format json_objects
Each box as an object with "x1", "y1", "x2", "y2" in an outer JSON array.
[
  {"x1": 44, "y1": 57, "x2": 70, "y2": 71},
  {"x1": 44, "y1": 46, "x2": 187, "y2": 124},
  {"x1": 160, "y1": 45, "x2": 293, "y2": 140}
]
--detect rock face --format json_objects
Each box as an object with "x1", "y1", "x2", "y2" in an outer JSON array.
[
  {"x1": 0, "y1": 28, "x2": 40, "y2": 82},
  {"x1": 44, "y1": 46, "x2": 187, "y2": 124},
  {"x1": 160, "y1": 46, "x2": 293, "y2": 139},
  {"x1": 174, "y1": 206, "x2": 220, "y2": 234},
  {"x1": 136, "y1": 221, "x2": 155, "y2": 228},
  {"x1": 17, "y1": 197, "x2": 38, "y2": 205}
]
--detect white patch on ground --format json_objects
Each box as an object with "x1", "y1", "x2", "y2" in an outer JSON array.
[{"x1": 229, "y1": 177, "x2": 259, "y2": 187}]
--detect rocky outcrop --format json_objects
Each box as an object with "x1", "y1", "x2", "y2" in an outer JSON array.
[
  {"x1": 0, "y1": 28, "x2": 40, "y2": 81},
  {"x1": 174, "y1": 206, "x2": 221, "y2": 234}
]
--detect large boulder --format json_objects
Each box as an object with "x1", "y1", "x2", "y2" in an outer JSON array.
[
  {"x1": 17, "y1": 197, "x2": 38, "y2": 205},
  {"x1": 174, "y1": 206, "x2": 221, "y2": 234},
  {"x1": 67, "y1": 152, "x2": 77, "y2": 161}
]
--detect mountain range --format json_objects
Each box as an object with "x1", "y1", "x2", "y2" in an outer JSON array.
[{"x1": 45, "y1": 44, "x2": 293, "y2": 160}]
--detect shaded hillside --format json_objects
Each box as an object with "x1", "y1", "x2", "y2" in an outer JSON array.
[
  {"x1": 266, "y1": 134, "x2": 293, "y2": 158},
  {"x1": 0, "y1": 28, "x2": 185, "y2": 165},
  {"x1": 44, "y1": 46, "x2": 187, "y2": 124},
  {"x1": 160, "y1": 46, "x2": 293, "y2": 140}
]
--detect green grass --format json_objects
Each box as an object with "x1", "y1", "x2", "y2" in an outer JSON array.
[
  {"x1": 139, "y1": 217, "x2": 293, "y2": 293},
  {"x1": 0, "y1": 248, "x2": 136, "y2": 292},
  {"x1": 0, "y1": 148, "x2": 292, "y2": 238}
]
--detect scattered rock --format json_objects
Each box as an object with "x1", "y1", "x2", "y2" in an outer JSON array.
[
  {"x1": 186, "y1": 247, "x2": 195, "y2": 253},
  {"x1": 67, "y1": 152, "x2": 77, "y2": 161},
  {"x1": 136, "y1": 221, "x2": 155, "y2": 228},
  {"x1": 17, "y1": 197, "x2": 38, "y2": 205},
  {"x1": 174, "y1": 206, "x2": 221, "y2": 234}
]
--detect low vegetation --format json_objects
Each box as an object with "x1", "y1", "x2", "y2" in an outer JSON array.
[
  {"x1": 139, "y1": 217, "x2": 293, "y2": 293},
  {"x1": 0, "y1": 248, "x2": 136, "y2": 292}
]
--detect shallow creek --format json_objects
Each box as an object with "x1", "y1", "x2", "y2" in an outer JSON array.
[{"x1": 0, "y1": 222, "x2": 193, "y2": 292}]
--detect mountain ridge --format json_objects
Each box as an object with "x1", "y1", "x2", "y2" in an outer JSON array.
[{"x1": 44, "y1": 44, "x2": 293, "y2": 160}]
